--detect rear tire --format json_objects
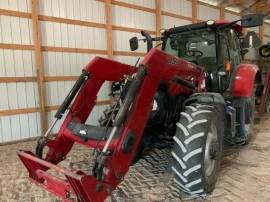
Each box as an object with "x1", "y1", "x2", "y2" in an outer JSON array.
[{"x1": 171, "y1": 104, "x2": 223, "y2": 195}]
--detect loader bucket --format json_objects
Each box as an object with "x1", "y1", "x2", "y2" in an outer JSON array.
[{"x1": 18, "y1": 150, "x2": 108, "y2": 202}]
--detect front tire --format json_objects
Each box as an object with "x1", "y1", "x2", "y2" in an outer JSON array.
[{"x1": 171, "y1": 104, "x2": 223, "y2": 195}]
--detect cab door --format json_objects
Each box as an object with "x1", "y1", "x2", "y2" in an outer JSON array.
[{"x1": 218, "y1": 28, "x2": 242, "y2": 92}]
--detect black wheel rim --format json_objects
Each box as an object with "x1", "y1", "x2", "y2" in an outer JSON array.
[{"x1": 204, "y1": 122, "x2": 218, "y2": 177}]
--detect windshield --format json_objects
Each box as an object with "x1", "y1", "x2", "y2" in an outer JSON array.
[{"x1": 164, "y1": 29, "x2": 216, "y2": 71}]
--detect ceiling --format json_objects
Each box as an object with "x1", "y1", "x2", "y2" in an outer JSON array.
[{"x1": 199, "y1": 0, "x2": 270, "y2": 23}]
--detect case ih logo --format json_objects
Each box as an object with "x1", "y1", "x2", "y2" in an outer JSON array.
[{"x1": 168, "y1": 56, "x2": 179, "y2": 65}]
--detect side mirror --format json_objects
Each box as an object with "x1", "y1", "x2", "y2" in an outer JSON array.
[
  {"x1": 242, "y1": 31, "x2": 261, "y2": 48},
  {"x1": 129, "y1": 37, "x2": 139, "y2": 51},
  {"x1": 241, "y1": 13, "x2": 264, "y2": 28}
]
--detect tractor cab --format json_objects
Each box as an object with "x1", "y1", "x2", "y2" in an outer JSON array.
[
  {"x1": 130, "y1": 14, "x2": 263, "y2": 94},
  {"x1": 163, "y1": 20, "x2": 244, "y2": 93}
]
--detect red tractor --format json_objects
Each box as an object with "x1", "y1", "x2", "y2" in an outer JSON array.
[{"x1": 18, "y1": 14, "x2": 264, "y2": 201}]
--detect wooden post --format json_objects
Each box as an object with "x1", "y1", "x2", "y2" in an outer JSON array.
[
  {"x1": 192, "y1": 0, "x2": 198, "y2": 23},
  {"x1": 105, "y1": 0, "x2": 113, "y2": 58},
  {"x1": 31, "y1": 0, "x2": 48, "y2": 134},
  {"x1": 259, "y1": 24, "x2": 264, "y2": 42},
  {"x1": 155, "y1": 0, "x2": 161, "y2": 37},
  {"x1": 220, "y1": 6, "x2": 225, "y2": 19}
]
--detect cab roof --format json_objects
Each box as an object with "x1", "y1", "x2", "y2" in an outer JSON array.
[{"x1": 163, "y1": 20, "x2": 243, "y2": 36}]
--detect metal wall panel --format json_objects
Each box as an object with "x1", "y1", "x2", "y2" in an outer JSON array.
[
  {"x1": 224, "y1": 12, "x2": 239, "y2": 21},
  {"x1": 0, "y1": 0, "x2": 31, "y2": 12},
  {"x1": 246, "y1": 26, "x2": 259, "y2": 33},
  {"x1": 162, "y1": 0, "x2": 192, "y2": 17},
  {"x1": 45, "y1": 80, "x2": 110, "y2": 106},
  {"x1": 264, "y1": 24, "x2": 270, "y2": 36},
  {"x1": 114, "y1": 55, "x2": 142, "y2": 66},
  {"x1": 0, "y1": 16, "x2": 33, "y2": 44},
  {"x1": 39, "y1": 0, "x2": 105, "y2": 23},
  {"x1": 263, "y1": 37, "x2": 270, "y2": 44},
  {"x1": 198, "y1": 4, "x2": 219, "y2": 21},
  {"x1": 113, "y1": 30, "x2": 149, "y2": 53},
  {"x1": 112, "y1": 5, "x2": 156, "y2": 31},
  {"x1": 0, "y1": 0, "x2": 41, "y2": 142},
  {"x1": 43, "y1": 52, "x2": 102, "y2": 76},
  {"x1": 162, "y1": 16, "x2": 191, "y2": 29},
  {"x1": 40, "y1": 21, "x2": 106, "y2": 49},
  {"x1": 117, "y1": 0, "x2": 155, "y2": 8}
]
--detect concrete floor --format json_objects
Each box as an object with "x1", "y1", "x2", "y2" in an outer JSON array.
[{"x1": 0, "y1": 114, "x2": 270, "y2": 202}]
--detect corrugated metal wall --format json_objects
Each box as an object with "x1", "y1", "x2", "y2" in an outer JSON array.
[
  {"x1": 0, "y1": 0, "x2": 41, "y2": 142},
  {"x1": 0, "y1": 0, "x2": 270, "y2": 143},
  {"x1": 39, "y1": 0, "x2": 109, "y2": 132},
  {"x1": 162, "y1": 0, "x2": 192, "y2": 29}
]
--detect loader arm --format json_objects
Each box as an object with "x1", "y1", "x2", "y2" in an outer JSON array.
[{"x1": 18, "y1": 48, "x2": 205, "y2": 202}]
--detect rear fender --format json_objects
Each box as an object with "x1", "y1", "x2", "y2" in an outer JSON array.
[{"x1": 231, "y1": 64, "x2": 259, "y2": 97}]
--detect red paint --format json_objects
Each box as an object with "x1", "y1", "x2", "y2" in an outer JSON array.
[
  {"x1": 18, "y1": 49, "x2": 205, "y2": 201},
  {"x1": 231, "y1": 63, "x2": 258, "y2": 97}
]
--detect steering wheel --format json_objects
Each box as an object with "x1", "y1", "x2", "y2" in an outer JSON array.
[{"x1": 185, "y1": 50, "x2": 203, "y2": 57}]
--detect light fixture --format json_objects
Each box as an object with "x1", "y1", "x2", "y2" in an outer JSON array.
[{"x1": 206, "y1": 20, "x2": 215, "y2": 26}]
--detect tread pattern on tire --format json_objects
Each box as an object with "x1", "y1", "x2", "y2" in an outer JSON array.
[{"x1": 171, "y1": 104, "x2": 216, "y2": 195}]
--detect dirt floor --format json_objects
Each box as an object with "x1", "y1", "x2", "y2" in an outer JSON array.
[{"x1": 0, "y1": 114, "x2": 270, "y2": 202}]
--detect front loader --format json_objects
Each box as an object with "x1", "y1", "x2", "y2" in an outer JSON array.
[{"x1": 18, "y1": 14, "x2": 264, "y2": 201}]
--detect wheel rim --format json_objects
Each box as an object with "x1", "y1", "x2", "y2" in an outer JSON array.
[
  {"x1": 245, "y1": 95, "x2": 255, "y2": 136},
  {"x1": 204, "y1": 123, "x2": 218, "y2": 177},
  {"x1": 261, "y1": 48, "x2": 270, "y2": 56}
]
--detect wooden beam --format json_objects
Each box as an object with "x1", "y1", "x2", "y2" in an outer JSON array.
[
  {"x1": 241, "y1": 0, "x2": 262, "y2": 14},
  {"x1": 39, "y1": 15, "x2": 156, "y2": 35},
  {"x1": 220, "y1": 6, "x2": 225, "y2": 19},
  {"x1": 111, "y1": 0, "x2": 155, "y2": 13},
  {"x1": 46, "y1": 100, "x2": 113, "y2": 112},
  {"x1": 156, "y1": 0, "x2": 162, "y2": 36},
  {"x1": 241, "y1": 0, "x2": 268, "y2": 15},
  {"x1": 0, "y1": 43, "x2": 34, "y2": 50},
  {"x1": 39, "y1": 15, "x2": 106, "y2": 29},
  {"x1": 221, "y1": 0, "x2": 242, "y2": 6},
  {"x1": 112, "y1": 25, "x2": 155, "y2": 35},
  {"x1": 105, "y1": 0, "x2": 113, "y2": 58},
  {"x1": 224, "y1": 9, "x2": 241, "y2": 16},
  {"x1": 259, "y1": 25, "x2": 264, "y2": 41},
  {"x1": 161, "y1": 11, "x2": 193, "y2": 22},
  {"x1": 0, "y1": 77, "x2": 36, "y2": 83},
  {"x1": 0, "y1": 8, "x2": 31, "y2": 18},
  {"x1": 113, "y1": 51, "x2": 145, "y2": 57},
  {"x1": 0, "y1": 107, "x2": 38, "y2": 116},
  {"x1": 44, "y1": 76, "x2": 78, "y2": 82},
  {"x1": 41, "y1": 46, "x2": 107, "y2": 54},
  {"x1": 192, "y1": 0, "x2": 198, "y2": 23},
  {"x1": 38, "y1": 45, "x2": 148, "y2": 58},
  {"x1": 31, "y1": 0, "x2": 48, "y2": 134},
  {"x1": 0, "y1": 99, "x2": 112, "y2": 116},
  {"x1": 199, "y1": 1, "x2": 219, "y2": 9}
]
